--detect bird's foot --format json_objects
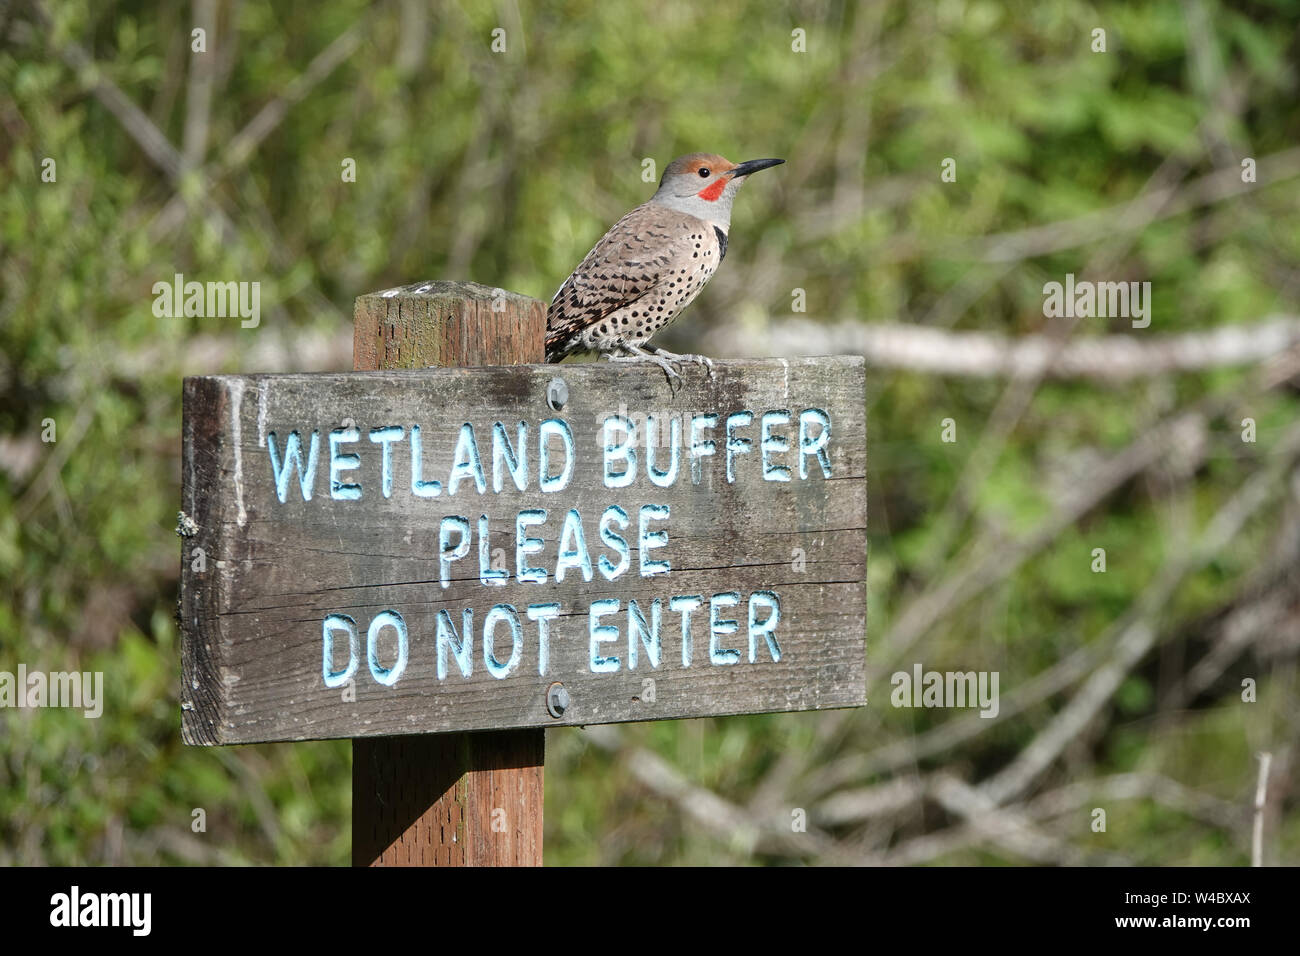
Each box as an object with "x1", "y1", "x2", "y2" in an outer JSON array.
[
  {"x1": 606, "y1": 346, "x2": 684, "y2": 390},
  {"x1": 647, "y1": 347, "x2": 715, "y2": 379}
]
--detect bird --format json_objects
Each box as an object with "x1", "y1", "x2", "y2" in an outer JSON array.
[{"x1": 545, "y1": 152, "x2": 784, "y2": 385}]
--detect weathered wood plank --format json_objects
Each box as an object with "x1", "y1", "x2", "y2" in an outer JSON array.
[{"x1": 179, "y1": 357, "x2": 866, "y2": 744}]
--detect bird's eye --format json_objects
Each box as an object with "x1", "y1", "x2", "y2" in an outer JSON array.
[{"x1": 698, "y1": 167, "x2": 709, "y2": 177}]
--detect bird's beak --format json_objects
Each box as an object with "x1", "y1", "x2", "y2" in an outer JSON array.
[{"x1": 727, "y1": 158, "x2": 785, "y2": 179}]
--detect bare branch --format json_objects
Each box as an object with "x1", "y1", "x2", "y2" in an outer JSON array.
[
  {"x1": 1253, "y1": 752, "x2": 1273, "y2": 867},
  {"x1": 880, "y1": 774, "x2": 1130, "y2": 866},
  {"x1": 582, "y1": 726, "x2": 843, "y2": 861},
  {"x1": 881, "y1": 409, "x2": 1208, "y2": 669},
  {"x1": 949, "y1": 148, "x2": 1300, "y2": 265},
  {"x1": 980, "y1": 420, "x2": 1300, "y2": 806},
  {"x1": 709, "y1": 316, "x2": 1300, "y2": 380},
  {"x1": 28, "y1": 4, "x2": 183, "y2": 181},
  {"x1": 181, "y1": 0, "x2": 218, "y2": 171},
  {"x1": 217, "y1": 15, "x2": 370, "y2": 174},
  {"x1": 869, "y1": 772, "x2": 1237, "y2": 865}
]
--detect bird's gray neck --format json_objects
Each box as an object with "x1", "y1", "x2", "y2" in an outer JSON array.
[{"x1": 652, "y1": 192, "x2": 733, "y2": 231}]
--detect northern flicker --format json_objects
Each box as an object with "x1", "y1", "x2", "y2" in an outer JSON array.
[{"x1": 545, "y1": 152, "x2": 784, "y2": 384}]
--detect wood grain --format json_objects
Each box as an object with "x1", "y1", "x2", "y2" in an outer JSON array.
[
  {"x1": 351, "y1": 730, "x2": 544, "y2": 865},
  {"x1": 353, "y1": 281, "x2": 546, "y2": 371}
]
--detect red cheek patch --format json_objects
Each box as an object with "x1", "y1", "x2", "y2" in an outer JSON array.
[{"x1": 696, "y1": 177, "x2": 728, "y2": 201}]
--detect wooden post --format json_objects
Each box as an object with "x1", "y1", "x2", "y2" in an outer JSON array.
[{"x1": 351, "y1": 280, "x2": 547, "y2": 866}]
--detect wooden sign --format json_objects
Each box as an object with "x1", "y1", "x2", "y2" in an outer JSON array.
[{"x1": 179, "y1": 358, "x2": 866, "y2": 744}]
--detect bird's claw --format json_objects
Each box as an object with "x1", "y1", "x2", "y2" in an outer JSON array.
[
  {"x1": 658, "y1": 360, "x2": 685, "y2": 392},
  {"x1": 608, "y1": 351, "x2": 684, "y2": 391},
  {"x1": 649, "y1": 349, "x2": 716, "y2": 382},
  {"x1": 686, "y1": 353, "x2": 716, "y2": 378},
  {"x1": 606, "y1": 347, "x2": 715, "y2": 391}
]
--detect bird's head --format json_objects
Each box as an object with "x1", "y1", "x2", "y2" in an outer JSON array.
[{"x1": 651, "y1": 153, "x2": 784, "y2": 228}]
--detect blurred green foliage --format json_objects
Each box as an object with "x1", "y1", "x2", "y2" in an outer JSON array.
[{"x1": 1, "y1": 0, "x2": 1298, "y2": 864}]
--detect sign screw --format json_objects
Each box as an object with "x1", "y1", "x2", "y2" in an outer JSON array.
[
  {"x1": 545, "y1": 681, "x2": 569, "y2": 718},
  {"x1": 546, "y1": 377, "x2": 569, "y2": 412}
]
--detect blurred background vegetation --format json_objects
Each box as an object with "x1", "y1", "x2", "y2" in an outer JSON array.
[{"x1": 2, "y1": 0, "x2": 1298, "y2": 864}]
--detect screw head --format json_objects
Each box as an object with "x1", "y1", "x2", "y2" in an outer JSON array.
[
  {"x1": 546, "y1": 377, "x2": 569, "y2": 412},
  {"x1": 546, "y1": 681, "x2": 569, "y2": 718}
]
